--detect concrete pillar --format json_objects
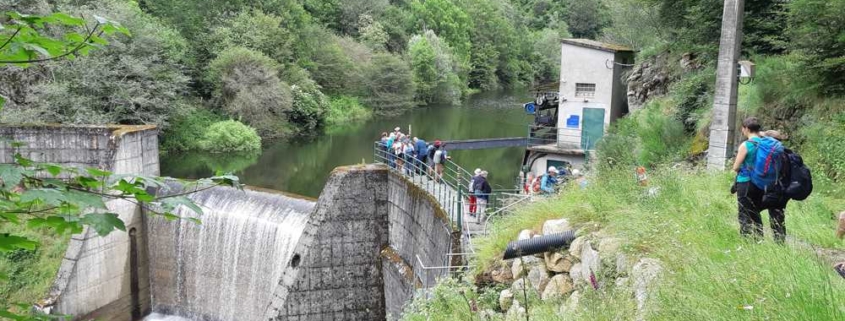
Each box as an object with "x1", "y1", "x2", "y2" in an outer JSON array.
[{"x1": 707, "y1": 0, "x2": 745, "y2": 170}]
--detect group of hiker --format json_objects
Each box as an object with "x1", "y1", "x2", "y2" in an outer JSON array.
[
  {"x1": 379, "y1": 127, "x2": 450, "y2": 182},
  {"x1": 522, "y1": 165, "x2": 585, "y2": 195},
  {"x1": 731, "y1": 117, "x2": 845, "y2": 277}
]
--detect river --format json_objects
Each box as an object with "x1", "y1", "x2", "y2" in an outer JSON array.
[{"x1": 161, "y1": 90, "x2": 533, "y2": 198}]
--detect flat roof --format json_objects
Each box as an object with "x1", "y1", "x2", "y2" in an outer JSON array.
[{"x1": 561, "y1": 39, "x2": 634, "y2": 53}]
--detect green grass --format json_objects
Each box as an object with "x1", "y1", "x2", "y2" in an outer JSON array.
[
  {"x1": 458, "y1": 166, "x2": 845, "y2": 321},
  {"x1": 0, "y1": 227, "x2": 69, "y2": 312}
]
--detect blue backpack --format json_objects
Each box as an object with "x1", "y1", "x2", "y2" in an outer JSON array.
[{"x1": 750, "y1": 136, "x2": 785, "y2": 191}]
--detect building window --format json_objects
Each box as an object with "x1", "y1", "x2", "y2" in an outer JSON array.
[{"x1": 575, "y1": 83, "x2": 596, "y2": 98}]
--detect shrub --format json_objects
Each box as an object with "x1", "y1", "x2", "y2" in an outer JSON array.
[
  {"x1": 408, "y1": 31, "x2": 463, "y2": 105},
  {"x1": 206, "y1": 47, "x2": 293, "y2": 139},
  {"x1": 198, "y1": 120, "x2": 262, "y2": 153},
  {"x1": 2, "y1": 0, "x2": 190, "y2": 127},
  {"x1": 788, "y1": 0, "x2": 845, "y2": 95},
  {"x1": 362, "y1": 53, "x2": 417, "y2": 115},
  {"x1": 204, "y1": 9, "x2": 296, "y2": 64},
  {"x1": 288, "y1": 85, "x2": 328, "y2": 135},
  {"x1": 326, "y1": 95, "x2": 372, "y2": 126},
  {"x1": 160, "y1": 107, "x2": 224, "y2": 151}
]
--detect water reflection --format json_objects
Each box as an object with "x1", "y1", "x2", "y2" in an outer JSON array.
[{"x1": 161, "y1": 90, "x2": 533, "y2": 197}]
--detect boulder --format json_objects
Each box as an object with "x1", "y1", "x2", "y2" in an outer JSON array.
[
  {"x1": 598, "y1": 238, "x2": 623, "y2": 258},
  {"x1": 492, "y1": 266, "x2": 514, "y2": 284},
  {"x1": 511, "y1": 255, "x2": 539, "y2": 278},
  {"x1": 578, "y1": 241, "x2": 600, "y2": 285},
  {"x1": 558, "y1": 290, "x2": 582, "y2": 315},
  {"x1": 569, "y1": 263, "x2": 585, "y2": 288},
  {"x1": 616, "y1": 253, "x2": 630, "y2": 276},
  {"x1": 527, "y1": 263, "x2": 551, "y2": 293},
  {"x1": 569, "y1": 236, "x2": 586, "y2": 258},
  {"x1": 615, "y1": 277, "x2": 630, "y2": 289},
  {"x1": 506, "y1": 299, "x2": 526, "y2": 320},
  {"x1": 542, "y1": 274, "x2": 574, "y2": 301},
  {"x1": 544, "y1": 252, "x2": 575, "y2": 273},
  {"x1": 499, "y1": 289, "x2": 514, "y2": 312},
  {"x1": 517, "y1": 229, "x2": 533, "y2": 240},
  {"x1": 632, "y1": 258, "x2": 664, "y2": 321},
  {"x1": 542, "y1": 218, "x2": 572, "y2": 235}
]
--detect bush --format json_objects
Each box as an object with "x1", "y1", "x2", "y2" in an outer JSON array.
[
  {"x1": 198, "y1": 120, "x2": 262, "y2": 153},
  {"x1": 160, "y1": 107, "x2": 224, "y2": 151},
  {"x1": 288, "y1": 85, "x2": 328, "y2": 135},
  {"x1": 206, "y1": 47, "x2": 293, "y2": 139},
  {"x1": 408, "y1": 31, "x2": 463, "y2": 105},
  {"x1": 1, "y1": 0, "x2": 190, "y2": 127},
  {"x1": 362, "y1": 53, "x2": 417, "y2": 115},
  {"x1": 204, "y1": 9, "x2": 296, "y2": 64},
  {"x1": 788, "y1": 0, "x2": 845, "y2": 95},
  {"x1": 326, "y1": 95, "x2": 372, "y2": 126}
]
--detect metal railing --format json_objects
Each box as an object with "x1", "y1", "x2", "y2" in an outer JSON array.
[{"x1": 527, "y1": 125, "x2": 595, "y2": 150}]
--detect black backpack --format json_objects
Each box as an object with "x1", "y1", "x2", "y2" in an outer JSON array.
[{"x1": 780, "y1": 149, "x2": 813, "y2": 201}]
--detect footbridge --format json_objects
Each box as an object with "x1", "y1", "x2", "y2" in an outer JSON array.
[{"x1": 372, "y1": 143, "x2": 532, "y2": 255}]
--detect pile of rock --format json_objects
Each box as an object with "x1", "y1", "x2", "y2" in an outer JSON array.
[{"x1": 486, "y1": 218, "x2": 663, "y2": 319}]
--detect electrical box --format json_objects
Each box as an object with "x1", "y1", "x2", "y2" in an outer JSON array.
[{"x1": 739, "y1": 60, "x2": 755, "y2": 79}]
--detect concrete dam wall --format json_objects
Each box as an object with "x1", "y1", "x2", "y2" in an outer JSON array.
[{"x1": 1, "y1": 125, "x2": 457, "y2": 320}]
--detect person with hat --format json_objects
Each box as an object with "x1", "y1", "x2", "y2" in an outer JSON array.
[
  {"x1": 474, "y1": 171, "x2": 492, "y2": 217},
  {"x1": 540, "y1": 166, "x2": 559, "y2": 194},
  {"x1": 468, "y1": 168, "x2": 482, "y2": 216}
]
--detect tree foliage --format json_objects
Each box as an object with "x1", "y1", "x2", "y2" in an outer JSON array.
[
  {"x1": 409, "y1": 31, "x2": 462, "y2": 105},
  {"x1": 788, "y1": 0, "x2": 845, "y2": 95},
  {"x1": 207, "y1": 47, "x2": 293, "y2": 140},
  {"x1": 199, "y1": 120, "x2": 262, "y2": 153},
  {"x1": 363, "y1": 53, "x2": 416, "y2": 114}
]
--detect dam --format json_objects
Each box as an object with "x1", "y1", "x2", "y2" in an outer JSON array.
[{"x1": 1, "y1": 125, "x2": 460, "y2": 321}]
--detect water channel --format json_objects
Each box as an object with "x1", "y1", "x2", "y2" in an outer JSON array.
[{"x1": 161, "y1": 90, "x2": 534, "y2": 198}]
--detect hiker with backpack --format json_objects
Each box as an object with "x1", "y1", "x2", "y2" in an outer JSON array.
[
  {"x1": 731, "y1": 118, "x2": 813, "y2": 242},
  {"x1": 431, "y1": 141, "x2": 450, "y2": 183}
]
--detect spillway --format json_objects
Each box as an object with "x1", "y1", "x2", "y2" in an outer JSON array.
[{"x1": 145, "y1": 186, "x2": 314, "y2": 321}]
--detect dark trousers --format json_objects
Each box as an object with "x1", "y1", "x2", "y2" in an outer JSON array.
[{"x1": 736, "y1": 182, "x2": 787, "y2": 242}]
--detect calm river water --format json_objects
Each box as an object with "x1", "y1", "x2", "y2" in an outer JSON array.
[{"x1": 161, "y1": 90, "x2": 533, "y2": 198}]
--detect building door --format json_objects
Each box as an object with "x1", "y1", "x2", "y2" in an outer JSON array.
[{"x1": 581, "y1": 108, "x2": 605, "y2": 150}]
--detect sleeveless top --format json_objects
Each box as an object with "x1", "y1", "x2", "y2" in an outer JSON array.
[{"x1": 737, "y1": 136, "x2": 762, "y2": 183}]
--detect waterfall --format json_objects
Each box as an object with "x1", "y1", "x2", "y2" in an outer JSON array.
[{"x1": 146, "y1": 187, "x2": 313, "y2": 321}]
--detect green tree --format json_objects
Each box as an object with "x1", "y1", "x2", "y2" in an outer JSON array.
[
  {"x1": 199, "y1": 120, "x2": 262, "y2": 153},
  {"x1": 206, "y1": 47, "x2": 294, "y2": 140},
  {"x1": 409, "y1": 31, "x2": 462, "y2": 104},
  {"x1": 565, "y1": 0, "x2": 610, "y2": 39},
  {"x1": 204, "y1": 9, "x2": 297, "y2": 64},
  {"x1": 409, "y1": 35, "x2": 438, "y2": 102},
  {"x1": 410, "y1": 0, "x2": 472, "y2": 63},
  {"x1": 788, "y1": 0, "x2": 845, "y2": 95},
  {"x1": 363, "y1": 53, "x2": 416, "y2": 115},
  {"x1": 3, "y1": 1, "x2": 190, "y2": 127}
]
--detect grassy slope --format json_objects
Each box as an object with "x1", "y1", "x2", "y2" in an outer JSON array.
[
  {"x1": 0, "y1": 227, "x2": 68, "y2": 310},
  {"x1": 471, "y1": 166, "x2": 844, "y2": 320}
]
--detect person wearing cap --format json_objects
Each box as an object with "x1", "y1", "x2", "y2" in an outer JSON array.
[
  {"x1": 541, "y1": 166, "x2": 559, "y2": 194},
  {"x1": 468, "y1": 168, "x2": 482, "y2": 216},
  {"x1": 474, "y1": 171, "x2": 492, "y2": 217}
]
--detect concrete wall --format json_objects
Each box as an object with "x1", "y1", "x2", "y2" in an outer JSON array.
[
  {"x1": 266, "y1": 165, "x2": 456, "y2": 321},
  {"x1": 0, "y1": 125, "x2": 159, "y2": 321}
]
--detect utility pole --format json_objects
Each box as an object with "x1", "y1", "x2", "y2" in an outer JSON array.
[{"x1": 707, "y1": 0, "x2": 745, "y2": 170}]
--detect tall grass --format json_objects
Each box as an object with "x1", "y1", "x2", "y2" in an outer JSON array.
[
  {"x1": 0, "y1": 227, "x2": 68, "y2": 312},
  {"x1": 468, "y1": 167, "x2": 845, "y2": 321}
]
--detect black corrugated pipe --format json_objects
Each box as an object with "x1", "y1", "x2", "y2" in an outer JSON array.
[{"x1": 502, "y1": 230, "x2": 577, "y2": 260}]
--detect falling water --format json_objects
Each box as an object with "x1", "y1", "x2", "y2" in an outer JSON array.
[{"x1": 145, "y1": 186, "x2": 314, "y2": 321}]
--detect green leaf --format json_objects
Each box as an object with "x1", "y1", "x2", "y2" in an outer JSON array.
[
  {"x1": 0, "y1": 94, "x2": 5, "y2": 111},
  {"x1": 0, "y1": 164, "x2": 25, "y2": 190},
  {"x1": 80, "y1": 213, "x2": 125, "y2": 236},
  {"x1": 45, "y1": 12, "x2": 85, "y2": 26},
  {"x1": 76, "y1": 176, "x2": 101, "y2": 189},
  {"x1": 38, "y1": 163, "x2": 63, "y2": 177},
  {"x1": 64, "y1": 190, "x2": 106, "y2": 209},
  {"x1": 162, "y1": 212, "x2": 180, "y2": 221},
  {"x1": 0, "y1": 233, "x2": 38, "y2": 252},
  {"x1": 14, "y1": 154, "x2": 33, "y2": 167},
  {"x1": 20, "y1": 189, "x2": 65, "y2": 206},
  {"x1": 27, "y1": 216, "x2": 81, "y2": 235},
  {"x1": 86, "y1": 168, "x2": 112, "y2": 177},
  {"x1": 162, "y1": 196, "x2": 203, "y2": 215},
  {"x1": 186, "y1": 217, "x2": 203, "y2": 225}
]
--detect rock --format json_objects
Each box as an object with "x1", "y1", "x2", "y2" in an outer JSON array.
[
  {"x1": 542, "y1": 218, "x2": 571, "y2": 235},
  {"x1": 499, "y1": 289, "x2": 514, "y2": 312},
  {"x1": 570, "y1": 263, "x2": 585, "y2": 288},
  {"x1": 492, "y1": 266, "x2": 514, "y2": 284},
  {"x1": 615, "y1": 277, "x2": 630, "y2": 289},
  {"x1": 542, "y1": 274, "x2": 574, "y2": 300},
  {"x1": 569, "y1": 236, "x2": 586, "y2": 258},
  {"x1": 598, "y1": 238, "x2": 625, "y2": 275},
  {"x1": 527, "y1": 263, "x2": 551, "y2": 293},
  {"x1": 517, "y1": 229, "x2": 533, "y2": 240},
  {"x1": 632, "y1": 258, "x2": 663, "y2": 320},
  {"x1": 544, "y1": 252, "x2": 575, "y2": 273},
  {"x1": 578, "y1": 241, "x2": 600, "y2": 285},
  {"x1": 559, "y1": 290, "x2": 582, "y2": 315},
  {"x1": 506, "y1": 299, "x2": 526, "y2": 320},
  {"x1": 511, "y1": 255, "x2": 539, "y2": 278},
  {"x1": 616, "y1": 253, "x2": 630, "y2": 276}
]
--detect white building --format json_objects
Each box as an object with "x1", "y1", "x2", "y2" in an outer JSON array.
[{"x1": 523, "y1": 39, "x2": 634, "y2": 176}]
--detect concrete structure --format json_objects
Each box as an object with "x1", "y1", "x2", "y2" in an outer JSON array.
[
  {"x1": 0, "y1": 125, "x2": 159, "y2": 320},
  {"x1": 522, "y1": 39, "x2": 634, "y2": 175},
  {"x1": 707, "y1": 0, "x2": 746, "y2": 169},
  {"x1": 266, "y1": 165, "x2": 458, "y2": 320},
  {"x1": 1, "y1": 125, "x2": 457, "y2": 321}
]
